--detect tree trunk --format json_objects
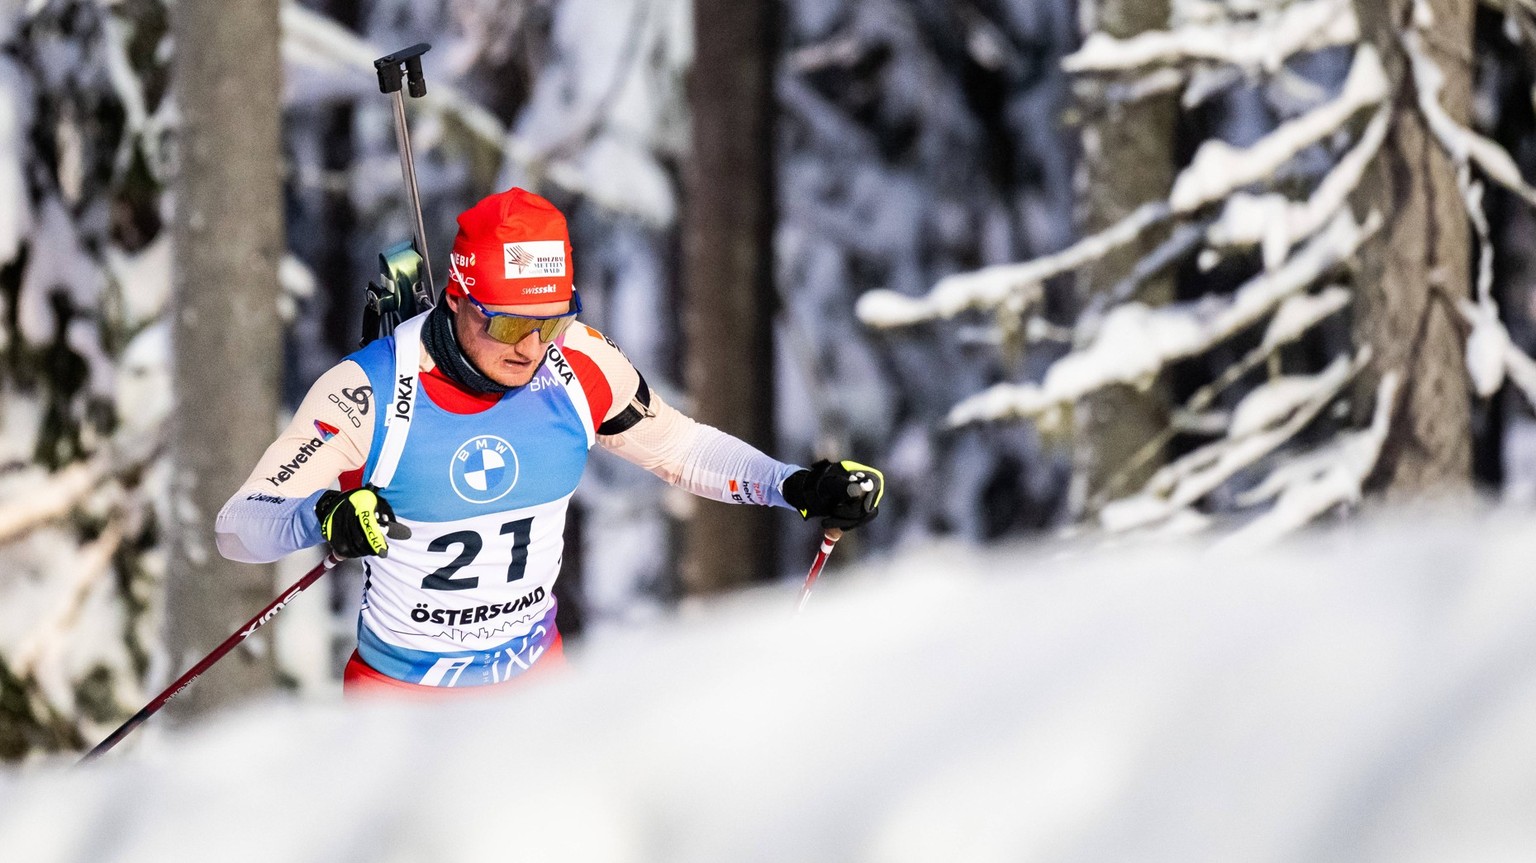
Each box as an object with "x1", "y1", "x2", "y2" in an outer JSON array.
[
  {"x1": 1351, "y1": 0, "x2": 1474, "y2": 497},
  {"x1": 680, "y1": 0, "x2": 777, "y2": 594},
  {"x1": 166, "y1": 0, "x2": 284, "y2": 716},
  {"x1": 1074, "y1": 0, "x2": 1179, "y2": 509}
]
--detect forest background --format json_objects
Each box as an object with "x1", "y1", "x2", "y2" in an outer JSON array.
[{"x1": 1, "y1": 0, "x2": 1534, "y2": 762}]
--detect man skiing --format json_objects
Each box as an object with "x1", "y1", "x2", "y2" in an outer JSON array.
[{"x1": 215, "y1": 188, "x2": 883, "y2": 694}]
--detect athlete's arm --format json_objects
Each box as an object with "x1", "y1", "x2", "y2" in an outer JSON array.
[
  {"x1": 214, "y1": 361, "x2": 377, "y2": 563},
  {"x1": 601, "y1": 392, "x2": 802, "y2": 508},
  {"x1": 559, "y1": 325, "x2": 802, "y2": 508}
]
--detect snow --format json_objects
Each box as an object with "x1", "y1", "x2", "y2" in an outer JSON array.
[
  {"x1": 1261, "y1": 285, "x2": 1352, "y2": 351},
  {"x1": 18, "y1": 198, "x2": 106, "y2": 347},
  {"x1": 277, "y1": 254, "x2": 317, "y2": 324},
  {"x1": 6, "y1": 510, "x2": 1536, "y2": 860},
  {"x1": 0, "y1": 55, "x2": 33, "y2": 267},
  {"x1": 1404, "y1": 29, "x2": 1536, "y2": 210},
  {"x1": 855, "y1": 202, "x2": 1168, "y2": 327},
  {"x1": 280, "y1": 1, "x2": 680, "y2": 223},
  {"x1": 0, "y1": 522, "x2": 138, "y2": 734},
  {"x1": 572, "y1": 135, "x2": 678, "y2": 227},
  {"x1": 854, "y1": 44, "x2": 1385, "y2": 333},
  {"x1": 1063, "y1": 0, "x2": 1358, "y2": 75},
  {"x1": 502, "y1": 0, "x2": 689, "y2": 226},
  {"x1": 278, "y1": 2, "x2": 383, "y2": 105},
  {"x1": 104, "y1": 236, "x2": 171, "y2": 331},
  {"x1": 945, "y1": 211, "x2": 1377, "y2": 426},
  {"x1": 1097, "y1": 351, "x2": 1364, "y2": 533},
  {"x1": 0, "y1": 460, "x2": 102, "y2": 544},
  {"x1": 1169, "y1": 45, "x2": 1388, "y2": 214},
  {"x1": 1219, "y1": 372, "x2": 1399, "y2": 550},
  {"x1": 114, "y1": 322, "x2": 172, "y2": 438},
  {"x1": 1207, "y1": 104, "x2": 1390, "y2": 270}
]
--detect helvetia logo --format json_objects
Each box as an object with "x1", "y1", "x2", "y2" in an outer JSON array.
[
  {"x1": 313, "y1": 419, "x2": 339, "y2": 441},
  {"x1": 264, "y1": 437, "x2": 327, "y2": 487}
]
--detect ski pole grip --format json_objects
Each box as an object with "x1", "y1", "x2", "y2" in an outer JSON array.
[
  {"x1": 374, "y1": 43, "x2": 431, "y2": 95},
  {"x1": 405, "y1": 55, "x2": 427, "y2": 98}
]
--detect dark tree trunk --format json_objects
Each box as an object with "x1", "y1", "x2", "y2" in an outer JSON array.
[
  {"x1": 1351, "y1": 0, "x2": 1474, "y2": 497},
  {"x1": 318, "y1": 0, "x2": 362, "y2": 359},
  {"x1": 680, "y1": 0, "x2": 778, "y2": 594},
  {"x1": 166, "y1": 0, "x2": 284, "y2": 716},
  {"x1": 1075, "y1": 0, "x2": 1179, "y2": 508}
]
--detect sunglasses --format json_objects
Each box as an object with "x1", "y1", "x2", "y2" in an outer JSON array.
[{"x1": 462, "y1": 290, "x2": 582, "y2": 345}]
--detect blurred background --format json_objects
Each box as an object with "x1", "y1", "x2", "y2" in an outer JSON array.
[{"x1": 1, "y1": 0, "x2": 1534, "y2": 764}]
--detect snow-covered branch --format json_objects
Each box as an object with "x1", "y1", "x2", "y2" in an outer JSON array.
[
  {"x1": 1083, "y1": 222, "x2": 1208, "y2": 324},
  {"x1": 0, "y1": 461, "x2": 105, "y2": 546},
  {"x1": 1064, "y1": 0, "x2": 1358, "y2": 75},
  {"x1": 1216, "y1": 371, "x2": 1400, "y2": 550},
  {"x1": 1404, "y1": 29, "x2": 1536, "y2": 209},
  {"x1": 8, "y1": 523, "x2": 125, "y2": 677},
  {"x1": 855, "y1": 202, "x2": 1170, "y2": 328},
  {"x1": 1098, "y1": 350, "x2": 1368, "y2": 534},
  {"x1": 1170, "y1": 45, "x2": 1388, "y2": 214},
  {"x1": 858, "y1": 45, "x2": 1385, "y2": 332},
  {"x1": 1207, "y1": 104, "x2": 1391, "y2": 270},
  {"x1": 945, "y1": 211, "x2": 1378, "y2": 427},
  {"x1": 280, "y1": 2, "x2": 674, "y2": 225},
  {"x1": 1092, "y1": 286, "x2": 1355, "y2": 505},
  {"x1": 1263, "y1": 286, "x2": 1353, "y2": 351},
  {"x1": 1459, "y1": 298, "x2": 1536, "y2": 407}
]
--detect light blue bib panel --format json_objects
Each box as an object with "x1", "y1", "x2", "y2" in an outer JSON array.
[{"x1": 347, "y1": 312, "x2": 595, "y2": 686}]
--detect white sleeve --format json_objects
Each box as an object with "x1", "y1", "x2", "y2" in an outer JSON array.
[
  {"x1": 215, "y1": 490, "x2": 328, "y2": 563},
  {"x1": 215, "y1": 361, "x2": 375, "y2": 563},
  {"x1": 598, "y1": 391, "x2": 803, "y2": 509}
]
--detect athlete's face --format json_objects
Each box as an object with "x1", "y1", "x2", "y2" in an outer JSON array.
[{"x1": 446, "y1": 292, "x2": 572, "y2": 388}]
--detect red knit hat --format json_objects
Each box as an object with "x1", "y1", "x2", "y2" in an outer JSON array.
[{"x1": 447, "y1": 187, "x2": 574, "y2": 305}]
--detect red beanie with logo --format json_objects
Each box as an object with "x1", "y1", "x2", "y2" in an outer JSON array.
[{"x1": 447, "y1": 187, "x2": 574, "y2": 305}]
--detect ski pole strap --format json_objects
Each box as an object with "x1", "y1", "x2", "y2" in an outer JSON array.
[{"x1": 370, "y1": 311, "x2": 427, "y2": 490}]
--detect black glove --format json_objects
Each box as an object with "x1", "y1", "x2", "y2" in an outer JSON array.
[
  {"x1": 316, "y1": 487, "x2": 403, "y2": 558},
  {"x1": 781, "y1": 460, "x2": 885, "y2": 530}
]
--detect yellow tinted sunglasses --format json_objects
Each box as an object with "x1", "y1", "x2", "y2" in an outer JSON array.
[{"x1": 464, "y1": 290, "x2": 582, "y2": 345}]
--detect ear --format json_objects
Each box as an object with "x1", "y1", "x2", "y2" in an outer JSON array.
[{"x1": 443, "y1": 290, "x2": 462, "y2": 315}]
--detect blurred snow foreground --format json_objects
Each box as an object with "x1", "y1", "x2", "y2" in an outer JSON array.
[{"x1": 4, "y1": 511, "x2": 1536, "y2": 862}]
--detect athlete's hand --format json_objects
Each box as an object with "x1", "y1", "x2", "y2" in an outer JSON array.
[
  {"x1": 316, "y1": 487, "x2": 405, "y2": 558},
  {"x1": 782, "y1": 460, "x2": 885, "y2": 531}
]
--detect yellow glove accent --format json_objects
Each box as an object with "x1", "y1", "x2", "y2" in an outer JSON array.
[
  {"x1": 839, "y1": 460, "x2": 885, "y2": 509},
  {"x1": 322, "y1": 488, "x2": 390, "y2": 557}
]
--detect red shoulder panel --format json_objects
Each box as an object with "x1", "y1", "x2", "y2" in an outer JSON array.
[{"x1": 559, "y1": 346, "x2": 613, "y2": 430}]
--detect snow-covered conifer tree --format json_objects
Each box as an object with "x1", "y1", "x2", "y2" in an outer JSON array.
[
  {"x1": 0, "y1": 0, "x2": 173, "y2": 760},
  {"x1": 859, "y1": 0, "x2": 1536, "y2": 545}
]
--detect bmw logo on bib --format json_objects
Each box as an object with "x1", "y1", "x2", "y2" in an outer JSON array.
[{"x1": 450, "y1": 435, "x2": 520, "y2": 504}]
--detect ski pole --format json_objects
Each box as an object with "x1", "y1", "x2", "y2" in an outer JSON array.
[
  {"x1": 374, "y1": 43, "x2": 436, "y2": 307},
  {"x1": 795, "y1": 528, "x2": 842, "y2": 614},
  {"x1": 79, "y1": 553, "x2": 342, "y2": 764}
]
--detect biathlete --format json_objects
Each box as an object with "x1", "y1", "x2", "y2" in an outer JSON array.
[{"x1": 215, "y1": 188, "x2": 883, "y2": 695}]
